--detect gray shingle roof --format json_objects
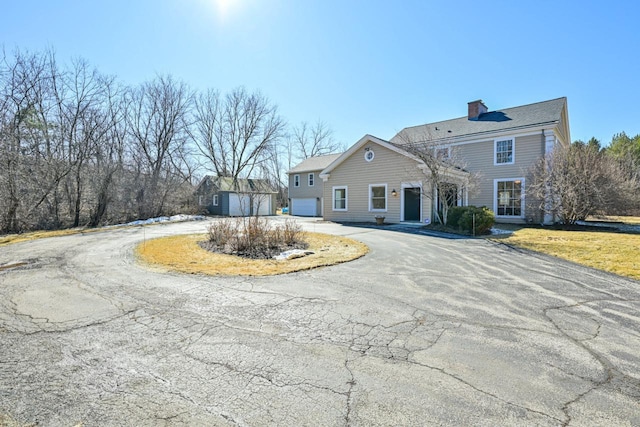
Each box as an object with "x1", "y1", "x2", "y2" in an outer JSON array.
[
  {"x1": 391, "y1": 97, "x2": 567, "y2": 144},
  {"x1": 288, "y1": 153, "x2": 342, "y2": 173},
  {"x1": 201, "y1": 176, "x2": 277, "y2": 193}
]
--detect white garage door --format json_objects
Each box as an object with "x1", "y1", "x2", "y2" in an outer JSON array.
[
  {"x1": 291, "y1": 198, "x2": 317, "y2": 216},
  {"x1": 253, "y1": 194, "x2": 271, "y2": 216},
  {"x1": 229, "y1": 194, "x2": 251, "y2": 216}
]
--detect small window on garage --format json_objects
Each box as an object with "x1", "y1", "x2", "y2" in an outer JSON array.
[
  {"x1": 294, "y1": 174, "x2": 300, "y2": 187},
  {"x1": 308, "y1": 173, "x2": 314, "y2": 187}
]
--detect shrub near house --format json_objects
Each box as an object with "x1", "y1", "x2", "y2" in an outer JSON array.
[{"x1": 447, "y1": 206, "x2": 495, "y2": 235}]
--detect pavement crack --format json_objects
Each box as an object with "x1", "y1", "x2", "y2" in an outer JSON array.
[
  {"x1": 407, "y1": 357, "x2": 565, "y2": 424},
  {"x1": 542, "y1": 302, "x2": 616, "y2": 425}
]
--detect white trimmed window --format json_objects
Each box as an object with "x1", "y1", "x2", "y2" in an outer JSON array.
[
  {"x1": 436, "y1": 146, "x2": 450, "y2": 160},
  {"x1": 294, "y1": 174, "x2": 300, "y2": 187},
  {"x1": 333, "y1": 186, "x2": 347, "y2": 211},
  {"x1": 213, "y1": 194, "x2": 218, "y2": 206},
  {"x1": 495, "y1": 178, "x2": 524, "y2": 217},
  {"x1": 308, "y1": 173, "x2": 314, "y2": 187},
  {"x1": 369, "y1": 184, "x2": 387, "y2": 212},
  {"x1": 198, "y1": 195, "x2": 203, "y2": 206},
  {"x1": 495, "y1": 138, "x2": 515, "y2": 165}
]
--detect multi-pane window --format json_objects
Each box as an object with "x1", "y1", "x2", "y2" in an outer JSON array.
[
  {"x1": 436, "y1": 147, "x2": 450, "y2": 160},
  {"x1": 495, "y1": 138, "x2": 514, "y2": 164},
  {"x1": 308, "y1": 173, "x2": 314, "y2": 187},
  {"x1": 369, "y1": 184, "x2": 386, "y2": 211},
  {"x1": 333, "y1": 186, "x2": 347, "y2": 211},
  {"x1": 496, "y1": 179, "x2": 523, "y2": 216},
  {"x1": 294, "y1": 174, "x2": 300, "y2": 187}
]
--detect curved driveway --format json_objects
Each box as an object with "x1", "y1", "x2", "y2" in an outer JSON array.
[{"x1": 1, "y1": 218, "x2": 639, "y2": 426}]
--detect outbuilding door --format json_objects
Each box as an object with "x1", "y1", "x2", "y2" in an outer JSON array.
[
  {"x1": 404, "y1": 188, "x2": 421, "y2": 221},
  {"x1": 253, "y1": 194, "x2": 271, "y2": 216},
  {"x1": 229, "y1": 194, "x2": 251, "y2": 216}
]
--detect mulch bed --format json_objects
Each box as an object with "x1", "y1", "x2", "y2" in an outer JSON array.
[{"x1": 198, "y1": 240, "x2": 308, "y2": 260}]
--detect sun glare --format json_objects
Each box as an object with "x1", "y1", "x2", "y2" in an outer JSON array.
[{"x1": 213, "y1": 0, "x2": 238, "y2": 23}]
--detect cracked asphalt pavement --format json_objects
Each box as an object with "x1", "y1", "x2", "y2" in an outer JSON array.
[{"x1": 1, "y1": 218, "x2": 639, "y2": 426}]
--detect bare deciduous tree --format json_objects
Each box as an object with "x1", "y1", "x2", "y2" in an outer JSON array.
[
  {"x1": 128, "y1": 75, "x2": 193, "y2": 218},
  {"x1": 192, "y1": 87, "x2": 285, "y2": 181},
  {"x1": 291, "y1": 120, "x2": 341, "y2": 160},
  {"x1": 527, "y1": 141, "x2": 640, "y2": 224},
  {"x1": 0, "y1": 48, "x2": 331, "y2": 233},
  {"x1": 395, "y1": 129, "x2": 479, "y2": 225},
  {"x1": 0, "y1": 49, "x2": 64, "y2": 232}
]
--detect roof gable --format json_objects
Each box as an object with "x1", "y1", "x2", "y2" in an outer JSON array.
[
  {"x1": 319, "y1": 134, "x2": 469, "y2": 182},
  {"x1": 320, "y1": 134, "x2": 424, "y2": 177},
  {"x1": 392, "y1": 97, "x2": 568, "y2": 144},
  {"x1": 288, "y1": 153, "x2": 342, "y2": 174}
]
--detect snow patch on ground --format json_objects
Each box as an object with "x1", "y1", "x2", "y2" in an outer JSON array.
[
  {"x1": 106, "y1": 214, "x2": 206, "y2": 228},
  {"x1": 274, "y1": 249, "x2": 315, "y2": 260},
  {"x1": 490, "y1": 227, "x2": 513, "y2": 235}
]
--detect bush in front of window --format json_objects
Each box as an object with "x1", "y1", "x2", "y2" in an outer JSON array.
[
  {"x1": 446, "y1": 206, "x2": 467, "y2": 229},
  {"x1": 447, "y1": 206, "x2": 495, "y2": 235}
]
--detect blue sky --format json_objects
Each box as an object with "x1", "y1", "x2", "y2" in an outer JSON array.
[{"x1": 2, "y1": 0, "x2": 638, "y2": 147}]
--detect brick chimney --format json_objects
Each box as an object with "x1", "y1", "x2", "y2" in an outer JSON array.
[{"x1": 468, "y1": 100, "x2": 488, "y2": 120}]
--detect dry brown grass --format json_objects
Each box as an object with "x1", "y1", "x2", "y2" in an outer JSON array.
[
  {"x1": 495, "y1": 228, "x2": 640, "y2": 280},
  {"x1": 136, "y1": 232, "x2": 369, "y2": 276}
]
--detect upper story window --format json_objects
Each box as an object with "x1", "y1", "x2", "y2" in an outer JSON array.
[
  {"x1": 364, "y1": 149, "x2": 375, "y2": 162},
  {"x1": 495, "y1": 138, "x2": 514, "y2": 165},
  {"x1": 294, "y1": 174, "x2": 300, "y2": 187},
  {"x1": 308, "y1": 173, "x2": 314, "y2": 187},
  {"x1": 435, "y1": 146, "x2": 450, "y2": 160},
  {"x1": 333, "y1": 186, "x2": 347, "y2": 211}
]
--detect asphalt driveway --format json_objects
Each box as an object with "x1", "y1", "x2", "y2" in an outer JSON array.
[{"x1": 1, "y1": 218, "x2": 639, "y2": 426}]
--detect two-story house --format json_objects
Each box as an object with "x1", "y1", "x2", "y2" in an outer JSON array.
[
  {"x1": 287, "y1": 153, "x2": 341, "y2": 216},
  {"x1": 288, "y1": 97, "x2": 570, "y2": 224}
]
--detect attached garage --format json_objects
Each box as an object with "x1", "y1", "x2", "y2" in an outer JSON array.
[{"x1": 291, "y1": 198, "x2": 318, "y2": 216}]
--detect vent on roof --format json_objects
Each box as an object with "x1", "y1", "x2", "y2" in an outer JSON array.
[{"x1": 468, "y1": 99, "x2": 488, "y2": 120}]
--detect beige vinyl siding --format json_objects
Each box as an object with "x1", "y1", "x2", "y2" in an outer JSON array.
[
  {"x1": 457, "y1": 133, "x2": 546, "y2": 220},
  {"x1": 322, "y1": 143, "x2": 431, "y2": 223},
  {"x1": 288, "y1": 169, "x2": 324, "y2": 199}
]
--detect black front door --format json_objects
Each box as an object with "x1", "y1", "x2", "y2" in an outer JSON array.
[{"x1": 404, "y1": 188, "x2": 420, "y2": 221}]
